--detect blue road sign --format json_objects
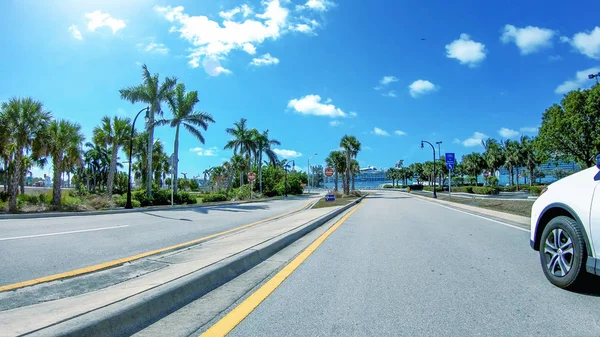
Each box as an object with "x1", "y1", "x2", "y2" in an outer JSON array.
[
  {"x1": 445, "y1": 153, "x2": 455, "y2": 164},
  {"x1": 447, "y1": 163, "x2": 455, "y2": 170},
  {"x1": 325, "y1": 194, "x2": 336, "y2": 202}
]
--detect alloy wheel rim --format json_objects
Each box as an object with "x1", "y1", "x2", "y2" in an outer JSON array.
[{"x1": 544, "y1": 228, "x2": 574, "y2": 277}]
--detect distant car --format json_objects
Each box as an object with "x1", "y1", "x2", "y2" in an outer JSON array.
[{"x1": 530, "y1": 157, "x2": 600, "y2": 289}]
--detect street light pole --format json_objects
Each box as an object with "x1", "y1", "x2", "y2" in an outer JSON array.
[
  {"x1": 308, "y1": 153, "x2": 317, "y2": 193},
  {"x1": 436, "y1": 141, "x2": 443, "y2": 188},
  {"x1": 125, "y1": 107, "x2": 149, "y2": 209},
  {"x1": 421, "y1": 140, "x2": 437, "y2": 198}
]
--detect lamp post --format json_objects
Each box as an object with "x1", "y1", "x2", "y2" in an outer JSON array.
[
  {"x1": 308, "y1": 153, "x2": 317, "y2": 192},
  {"x1": 421, "y1": 140, "x2": 437, "y2": 198},
  {"x1": 125, "y1": 107, "x2": 149, "y2": 209},
  {"x1": 284, "y1": 160, "x2": 295, "y2": 197},
  {"x1": 436, "y1": 141, "x2": 443, "y2": 188},
  {"x1": 589, "y1": 72, "x2": 600, "y2": 84}
]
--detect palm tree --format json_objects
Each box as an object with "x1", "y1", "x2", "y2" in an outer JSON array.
[
  {"x1": 230, "y1": 154, "x2": 248, "y2": 188},
  {"x1": 325, "y1": 150, "x2": 346, "y2": 191},
  {"x1": 340, "y1": 135, "x2": 361, "y2": 194},
  {"x1": 482, "y1": 138, "x2": 505, "y2": 183},
  {"x1": 93, "y1": 116, "x2": 132, "y2": 195},
  {"x1": 350, "y1": 159, "x2": 360, "y2": 190},
  {"x1": 42, "y1": 120, "x2": 85, "y2": 208},
  {"x1": 84, "y1": 142, "x2": 110, "y2": 192},
  {"x1": 461, "y1": 152, "x2": 485, "y2": 185},
  {"x1": 155, "y1": 83, "x2": 215, "y2": 194},
  {"x1": 224, "y1": 118, "x2": 256, "y2": 187},
  {"x1": 0, "y1": 98, "x2": 52, "y2": 212},
  {"x1": 252, "y1": 129, "x2": 280, "y2": 193},
  {"x1": 119, "y1": 64, "x2": 177, "y2": 198}
]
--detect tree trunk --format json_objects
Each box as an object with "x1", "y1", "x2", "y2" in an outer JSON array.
[
  {"x1": 9, "y1": 150, "x2": 23, "y2": 213},
  {"x1": 3, "y1": 159, "x2": 8, "y2": 192},
  {"x1": 334, "y1": 172, "x2": 338, "y2": 191},
  {"x1": 515, "y1": 167, "x2": 520, "y2": 191},
  {"x1": 259, "y1": 152, "x2": 263, "y2": 193},
  {"x1": 107, "y1": 146, "x2": 118, "y2": 196},
  {"x1": 351, "y1": 169, "x2": 355, "y2": 191},
  {"x1": 173, "y1": 125, "x2": 180, "y2": 195},
  {"x1": 345, "y1": 153, "x2": 350, "y2": 195},
  {"x1": 147, "y1": 111, "x2": 155, "y2": 198},
  {"x1": 530, "y1": 168, "x2": 534, "y2": 186},
  {"x1": 19, "y1": 167, "x2": 25, "y2": 195},
  {"x1": 52, "y1": 157, "x2": 63, "y2": 209}
]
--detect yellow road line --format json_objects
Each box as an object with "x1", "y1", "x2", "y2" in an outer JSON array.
[
  {"x1": 201, "y1": 201, "x2": 365, "y2": 337},
  {"x1": 0, "y1": 199, "x2": 315, "y2": 293}
]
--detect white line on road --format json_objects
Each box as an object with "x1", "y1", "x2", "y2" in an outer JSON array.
[
  {"x1": 0, "y1": 225, "x2": 131, "y2": 241},
  {"x1": 415, "y1": 197, "x2": 530, "y2": 232}
]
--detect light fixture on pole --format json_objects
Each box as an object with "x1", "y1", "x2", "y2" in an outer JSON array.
[
  {"x1": 589, "y1": 72, "x2": 600, "y2": 84},
  {"x1": 125, "y1": 107, "x2": 150, "y2": 209},
  {"x1": 308, "y1": 153, "x2": 317, "y2": 192}
]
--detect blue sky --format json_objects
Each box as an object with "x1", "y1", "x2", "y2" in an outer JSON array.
[{"x1": 1, "y1": 0, "x2": 600, "y2": 178}]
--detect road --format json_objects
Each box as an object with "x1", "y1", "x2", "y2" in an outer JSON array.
[
  {"x1": 0, "y1": 197, "x2": 312, "y2": 286},
  {"x1": 220, "y1": 191, "x2": 600, "y2": 336}
]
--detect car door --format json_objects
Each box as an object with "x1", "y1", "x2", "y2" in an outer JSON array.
[{"x1": 589, "y1": 169, "x2": 600, "y2": 261}]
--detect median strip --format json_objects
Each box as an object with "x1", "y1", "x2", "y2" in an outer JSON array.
[{"x1": 0, "y1": 199, "x2": 314, "y2": 293}]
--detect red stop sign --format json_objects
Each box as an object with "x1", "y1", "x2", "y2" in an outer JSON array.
[
  {"x1": 325, "y1": 167, "x2": 334, "y2": 177},
  {"x1": 483, "y1": 171, "x2": 490, "y2": 178},
  {"x1": 248, "y1": 172, "x2": 256, "y2": 182}
]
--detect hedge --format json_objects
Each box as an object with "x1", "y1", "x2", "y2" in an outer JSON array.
[
  {"x1": 529, "y1": 186, "x2": 546, "y2": 196},
  {"x1": 472, "y1": 186, "x2": 500, "y2": 195},
  {"x1": 202, "y1": 193, "x2": 228, "y2": 202}
]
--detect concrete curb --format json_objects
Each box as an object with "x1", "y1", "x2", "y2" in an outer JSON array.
[
  {"x1": 403, "y1": 191, "x2": 530, "y2": 226},
  {"x1": 0, "y1": 195, "x2": 309, "y2": 220},
  {"x1": 29, "y1": 195, "x2": 366, "y2": 337}
]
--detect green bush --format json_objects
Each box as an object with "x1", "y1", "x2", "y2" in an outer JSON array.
[
  {"x1": 86, "y1": 196, "x2": 113, "y2": 210},
  {"x1": 383, "y1": 184, "x2": 393, "y2": 188},
  {"x1": 423, "y1": 186, "x2": 444, "y2": 192},
  {"x1": 488, "y1": 176, "x2": 499, "y2": 186},
  {"x1": 0, "y1": 191, "x2": 9, "y2": 202},
  {"x1": 232, "y1": 184, "x2": 252, "y2": 200},
  {"x1": 202, "y1": 193, "x2": 228, "y2": 203},
  {"x1": 132, "y1": 189, "x2": 152, "y2": 206},
  {"x1": 151, "y1": 189, "x2": 171, "y2": 206},
  {"x1": 472, "y1": 186, "x2": 500, "y2": 195},
  {"x1": 115, "y1": 197, "x2": 141, "y2": 208},
  {"x1": 530, "y1": 186, "x2": 546, "y2": 196},
  {"x1": 408, "y1": 184, "x2": 424, "y2": 191},
  {"x1": 61, "y1": 195, "x2": 84, "y2": 211},
  {"x1": 18, "y1": 193, "x2": 42, "y2": 205},
  {"x1": 453, "y1": 186, "x2": 474, "y2": 193},
  {"x1": 175, "y1": 191, "x2": 197, "y2": 204}
]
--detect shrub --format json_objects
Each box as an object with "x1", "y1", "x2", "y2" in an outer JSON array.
[
  {"x1": 453, "y1": 186, "x2": 474, "y2": 193},
  {"x1": 175, "y1": 191, "x2": 197, "y2": 204},
  {"x1": 383, "y1": 184, "x2": 393, "y2": 188},
  {"x1": 18, "y1": 193, "x2": 41, "y2": 205},
  {"x1": 115, "y1": 197, "x2": 141, "y2": 208},
  {"x1": 232, "y1": 185, "x2": 252, "y2": 201},
  {"x1": 151, "y1": 189, "x2": 171, "y2": 206},
  {"x1": 132, "y1": 189, "x2": 152, "y2": 206},
  {"x1": 202, "y1": 193, "x2": 228, "y2": 203},
  {"x1": 408, "y1": 184, "x2": 424, "y2": 191},
  {"x1": 530, "y1": 186, "x2": 546, "y2": 196},
  {"x1": 86, "y1": 196, "x2": 113, "y2": 210},
  {"x1": 0, "y1": 191, "x2": 8, "y2": 202},
  {"x1": 472, "y1": 186, "x2": 500, "y2": 195},
  {"x1": 423, "y1": 186, "x2": 444, "y2": 192},
  {"x1": 61, "y1": 195, "x2": 84, "y2": 211},
  {"x1": 488, "y1": 176, "x2": 499, "y2": 187}
]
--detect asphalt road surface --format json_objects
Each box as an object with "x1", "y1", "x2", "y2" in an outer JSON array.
[
  {"x1": 0, "y1": 197, "x2": 312, "y2": 286},
  {"x1": 225, "y1": 191, "x2": 600, "y2": 336}
]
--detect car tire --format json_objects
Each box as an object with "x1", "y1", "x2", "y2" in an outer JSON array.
[{"x1": 539, "y1": 216, "x2": 587, "y2": 289}]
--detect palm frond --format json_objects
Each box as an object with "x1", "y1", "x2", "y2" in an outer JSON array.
[{"x1": 183, "y1": 123, "x2": 205, "y2": 144}]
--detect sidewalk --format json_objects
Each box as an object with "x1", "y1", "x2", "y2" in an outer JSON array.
[{"x1": 0, "y1": 202, "x2": 357, "y2": 336}]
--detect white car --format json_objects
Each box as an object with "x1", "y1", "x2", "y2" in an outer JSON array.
[{"x1": 530, "y1": 161, "x2": 600, "y2": 289}]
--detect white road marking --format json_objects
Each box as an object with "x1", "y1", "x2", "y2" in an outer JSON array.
[
  {"x1": 413, "y1": 196, "x2": 530, "y2": 232},
  {"x1": 0, "y1": 225, "x2": 130, "y2": 241}
]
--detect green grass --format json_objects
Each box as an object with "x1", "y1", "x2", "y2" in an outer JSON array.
[
  {"x1": 421, "y1": 193, "x2": 534, "y2": 217},
  {"x1": 312, "y1": 196, "x2": 358, "y2": 209}
]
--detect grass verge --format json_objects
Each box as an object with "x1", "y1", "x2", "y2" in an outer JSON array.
[
  {"x1": 416, "y1": 193, "x2": 534, "y2": 217},
  {"x1": 312, "y1": 197, "x2": 358, "y2": 209}
]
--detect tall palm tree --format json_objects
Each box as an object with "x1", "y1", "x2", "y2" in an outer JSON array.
[
  {"x1": 224, "y1": 118, "x2": 256, "y2": 186},
  {"x1": 325, "y1": 150, "x2": 346, "y2": 191},
  {"x1": 84, "y1": 142, "x2": 110, "y2": 192},
  {"x1": 350, "y1": 159, "x2": 360, "y2": 190},
  {"x1": 0, "y1": 98, "x2": 52, "y2": 212},
  {"x1": 252, "y1": 129, "x2": 280, "y2": 193},
  {"x1": 481, "y1": 138, "x2": 505, "y2": 183},
  {"x1": 230, "y1": 154, "x2": 248, "y2": 188},
  {"x1": 155, "y1": 83, "x2": 215, "y2": 194},
  {"x1": 340, "y1": 135, "x2": 361, "y2": 194},
  {"x1": 119, "y1": 64, "x2": 177, "y2": 198},
  {"x1": 93, "y1": 116, "x2": 132, "y2": 195},
  {"x1": 42, "y1": 120, "x2": 85, "y2": 208}
]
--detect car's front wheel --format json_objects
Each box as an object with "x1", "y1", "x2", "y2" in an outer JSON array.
[{"x1": 540, "y1": 216, "x2": 587, "y2": 289}]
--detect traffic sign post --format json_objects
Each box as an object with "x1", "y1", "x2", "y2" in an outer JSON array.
[
  {"x1": 248, "y1": 172, "x2": 256, "y2": 200},
  {"x1": 445, "y1": 153, "x2": 455, "y2": 197}
]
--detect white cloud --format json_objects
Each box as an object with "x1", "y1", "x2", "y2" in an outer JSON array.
[
  {"x1": 555, "y1": 67, "x2": 600, "y2": 94},
  {"x1": 445, "y1": 33, "x2": 487, "y2": 67},
  {"x1": 394, "y1": 130, "x2": 406, "y2": 136},
  {"x1": 290, "y1": 23, "x2": 312, "y2": 33},
  {"x1": 560, "y1": 36, "x2": 570, "y2": 43},
  {"x1": 452, "y1": 138, "x2": 461, "y2": 144},
  {"x1": 273, "y1": 148, "x2": 302, "y2": 158},
  {"x1": 190, "y1": 147, "x2": 218, "y2": 156},
  {"x1": 372, "y1": 127, "x2": 390, "y2": 136},
  {"x1": 297, "y1": 0, "x2": 335, "y2": 11},
  {"x1": 381, "y1": 90, "x2": 397, "y2": 98},
  {"x1": 520, "y1": 126, "x2": 538, "y2": 133},
  {"x1": 139, "y1": 42, "x2": 169, "y2": 55},
  {"x1": 569, "y1": 26, "x2": 600, "y2": 60},
  {"x1": 374, "y1": 75, "x2": 397, "y2": 90},
  {"x1": 242, "y1": 43, "x2": 256, "y2": 55},
  {"x1": 409, "y1": 80, "x2": 438, "y2": 98},
  {"x1": 155, "y1": 1, "x2": 326, "y2": 75},
  {"x1": 500, "y1": 24, "x2": 555, "y2": 55},
  {"x1": 287, "y1": 95, "x2": 347, "y2": 118},
  {"x1": 68, "y1": 25, "x2": 83, "y2": 40},
  {"x1": 349, "y1": 111, "x2": 358, "y2": 117},
  {"x1": 498, "y1": 127, "x2": 520, "y2": 138},
  {"x1": 202, "y1": 56, "x2": 232, "y2": 76},
  {"x1": 461, "y1": 132, "x2": 488, "y2": 147},
  {"x1": 220, "y1": 5, "x2": 253, "y2": 20},
  {"x1": 250, "y1": 53, "x2": 280, "y2": 66},
  {"x1": 329, "y1": 120, "x2": 341, "y2": 127},
  {"x1": 85, "y1": 10, "x2": 126, "y2": 33}
]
